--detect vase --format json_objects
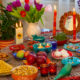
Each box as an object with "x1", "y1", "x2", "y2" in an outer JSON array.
[{"x1": 26, "y1": 23, "x2": 41, "y2": 39}]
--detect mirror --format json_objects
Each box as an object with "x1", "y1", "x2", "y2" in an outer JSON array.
[
  {"x1": 65, "y1": 16, "x2": 78, "y2": 31},
  {"x1": 59, "y1": 11, "x2": 80, "y2": 35}
]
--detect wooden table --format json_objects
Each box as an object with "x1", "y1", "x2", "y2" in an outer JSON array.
[{"x1": 0, "y1": 40, "x2": 80, "y2": 80}]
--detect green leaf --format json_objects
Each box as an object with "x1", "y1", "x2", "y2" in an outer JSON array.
[{"x1": 40, "y1": 17, "x2": 44, "y2": 25}]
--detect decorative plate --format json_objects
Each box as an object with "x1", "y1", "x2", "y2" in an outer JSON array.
[
  {"x1": 52, "y1": 49, "x2": 73, "y2": 60},
  {"x1": 61, "y1": 57, "x2": 80, "y2": 66},
  {"x1": 9, "y1": 44, "x2": 25, "y2": 51},
  {"x1": 64, "y1": 43, "x2": 80, "y2": 51},
  {"x1": 0, "y1": 53, "x2": 10, "y2": 62}
]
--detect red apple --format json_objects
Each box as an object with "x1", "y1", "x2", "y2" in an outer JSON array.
[
  {"x1": 37, "y1": 51, "x2": 47, "y2": 59},
  {"x1": 24, "y1": 51, "x2": 30, "y2": 58},
  {"x1": 26, "y1": 54, "x2": 36, "y2": 65},
  {"x1": 36, "y1": 56, "x2": 46, "y2": 66}
]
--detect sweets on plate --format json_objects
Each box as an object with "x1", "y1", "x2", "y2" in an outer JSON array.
[
  {"x1": 0, "y1": 53, "x2": 9, "y2": 61},
  {"x1": 0, "y1": 60, "x2": 13, "y2": 75},
  {"x1": 54, "y1": 49, "x2": 69, "y2": 58}
]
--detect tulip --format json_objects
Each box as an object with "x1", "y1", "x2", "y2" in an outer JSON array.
[
  {"x1": 24, "y1": 3, "x2": 30, "y2": 11},
  {"x1": 6, "y1": 5, "x2": 13, "y2": 12}
]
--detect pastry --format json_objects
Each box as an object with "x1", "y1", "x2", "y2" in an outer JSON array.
[{"x1": 0, "y1": 60, "x2": 13, "y2": 75}]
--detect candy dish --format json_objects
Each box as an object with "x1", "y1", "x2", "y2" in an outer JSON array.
[
  {"x1": 33, "y1": 43, "x2": 52, "y2": 53},
  {"x1": 64, "y1": 43, "x2": 80, "y2": 51},
  {"x1": 9, "y1": 44, "x2": 25, "y2": 52},
  {"x1": 52, "y1": 49, "x2": 73, "y2": 59},
  {"x1": 0, "y1": 53, "x2": 10, "y2": 61},
  {"x1": 11, "y1": 65, "x2": 38, "y2": 80},
  {"x1": 61, "y1": 57, "x2": 80, "y2": 66},
  {"x1": 32, "y1": 35, "x2": 45, "y2": 43},
  {"x1": 76, "y1": 49, "x2": 80, "y2": 57}
]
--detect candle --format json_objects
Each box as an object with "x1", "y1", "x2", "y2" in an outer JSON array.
[
  {"x1": 49, "y1": 63, "x2": 57, "y2": 75},
  {"x1": 15, "y1": 21, "x2": 23, "y2": 44},
  {"x1": 40, "y1": 64, "x2": 48, "y2": 77},
  {"x1": 38, "y1": 44, "x2": 43, "y2": 48},
  {"x1": 73, "y1": 8, "x2": 76, "y2": 40},
  {"x1": 53, "y1": 5, "x2": 57, "y2": 37},
  {"x1": 45, "y1": 43, "x2": 50, "y2": 48}
]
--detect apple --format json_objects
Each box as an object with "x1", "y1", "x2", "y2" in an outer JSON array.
[
  {"x1": 37, "y1": 51, "x2": 47, "y2": 59},
  {"x1": 16, "y1": 50, "x2": 25, "y2": 59},
  {"x1": 24, "y1": 51, "x2": 30, "y2": 58},
  {"x1": 36, "y1": 56, "x2": 46, "y2": 66},
  {"x1": 26, "y1": 54, "x2": 36, "y2": 65}
]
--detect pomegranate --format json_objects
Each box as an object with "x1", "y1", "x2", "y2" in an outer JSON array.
[
  {"x1": 37, "y1": 51, "x2": 47, "y2": 59},
  {"x1": 26, "y1": 54, "x2": 36, "y2": 65},
  {"x1": 36, "y1": 56, "x2": 46, "y2": 66}
]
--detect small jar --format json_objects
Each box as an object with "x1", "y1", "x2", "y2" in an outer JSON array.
[
  {"x1": 40, "y1": 64, "x2": 48, "y2": 77},
  {"x1": 48, "y1": 63, "x2": 57, "y2": 75}
]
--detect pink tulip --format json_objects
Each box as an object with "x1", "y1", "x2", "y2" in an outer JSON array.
[
  {"x1": 45, "y1": 4, "x2": 52, "y2": 12},
  {"x1": 29, "y1": 0, "x2": 34, "y2": 5}
]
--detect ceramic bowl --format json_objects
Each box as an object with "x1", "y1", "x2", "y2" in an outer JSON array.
[
  {"x1": 57, "y1": 40, "x2": 67, "y2": 46},
  {"x1": 76, "y1": 49, "x2": 80, "y2": 57},
  {"x1": 33, "y1": 43, "x2": 52, "y2": 53},
  {"x1": 11, "y1": 65, "x2": 38, "y2": 80},
  {"x1": 61, "y1": 57, "x2": 80, "y2": 66},
  {"x1": 32, "y1": 35, "x2": 45, "y2": 43}
]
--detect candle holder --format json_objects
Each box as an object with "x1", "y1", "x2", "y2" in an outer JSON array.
[
  {"x1": 40, "y1": 64, "x2": 48, "y2": 77},
  {"x1": 48, "y1": 63, "x2": 57, "y2": 75},
  {"x1": 69, "y1": 38, "x2": 80, "y2": 43}
]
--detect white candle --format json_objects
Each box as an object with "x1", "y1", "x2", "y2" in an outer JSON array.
[{"x1": 15, "y1": 22, "x2": 23, "y2": 44}]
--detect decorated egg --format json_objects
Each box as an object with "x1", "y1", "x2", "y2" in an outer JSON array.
[{"x1": 16, "y1": 50, "x2": 25, "y2": 59}]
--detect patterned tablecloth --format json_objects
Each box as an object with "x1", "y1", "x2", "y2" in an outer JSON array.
[{"x1": 0, "y1": 29, "x2": 80, "y2": 80}]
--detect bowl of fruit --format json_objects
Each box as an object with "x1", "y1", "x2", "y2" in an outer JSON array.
[{"x1": 11, "y1": 65, "x2": 38, "y2": 80}]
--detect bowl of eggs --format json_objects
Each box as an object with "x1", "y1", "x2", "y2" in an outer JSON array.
[
  {"x1": 33, "y1": 43, "x2": 52, "y2": 53},
  {"x1": 11, "y1": 65, "x2": 38, "y2": 80}
]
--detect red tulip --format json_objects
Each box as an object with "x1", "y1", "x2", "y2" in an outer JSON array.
[
  {"x1": 25, "y1": 0, "x2": 29, "y2": 4},
  {"x1": 20, "y1": 11, "x2": 26, "y2": 17}
]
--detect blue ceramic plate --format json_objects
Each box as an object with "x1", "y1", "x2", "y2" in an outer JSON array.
[
  {"x1": 64, "y1": 43, "x2": 80, "y2": 51},
  {"x1": 61, "y1": 57, "x2": 80, "y2": 66}
]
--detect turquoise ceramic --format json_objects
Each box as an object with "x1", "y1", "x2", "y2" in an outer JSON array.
[
  {"x1": 61, "y1": 57, "x2": 80, "y2": 66},
  {"x1": 76, "y1": 49, "x2": 80, "y2": 57},
  {"x1": 32, "y1": 35, "x2": 45, "y2": 43},
  {"x1": 33, "y1": 43, "x2": 52, "y2": 53},
  {"x1": 64, "y1": 43, "x2": 80, "y2": 51}
]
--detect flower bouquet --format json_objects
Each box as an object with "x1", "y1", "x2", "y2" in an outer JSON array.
[{"x1": 6, "y1": 0, "x2": 52, "y2": 38}]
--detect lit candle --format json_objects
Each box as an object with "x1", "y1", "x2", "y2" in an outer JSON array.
[
  {"x1": 45, "y1": 43, "x2": 50, "y2": 48},
  {"x1": 19, "y1": 21, "x2": 23, "y2": 27},
  {"x1": 38, "y1": 44, "x2": 43, "y2": 48},
  {"x1": 15, "y1": 21, "x2": 23, "y2": 44},
  {"x1": 73, "y1": 8, "x2": 76, "y2": 40},
  {"x1": 53, "y1": 5, "x2": 57, "y2": 37}
]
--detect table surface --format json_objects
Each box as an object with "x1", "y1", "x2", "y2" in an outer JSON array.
[{"x1": 0, "y1": 40, "x2": 80, "y2": 80}]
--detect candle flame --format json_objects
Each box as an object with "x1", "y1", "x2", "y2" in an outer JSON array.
[
  {"x1": 54, "y1": 5, "x2": 56, "y2": 10},
  {"x1": 16, "y1": 23, "x2": 18, "y2": 28},
  {"x1": 73, "y1": 8, "x2": 75, "y2": 12},
  {"x1": 19, "y1": 21, "x2": 22, "y2": 27}
]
